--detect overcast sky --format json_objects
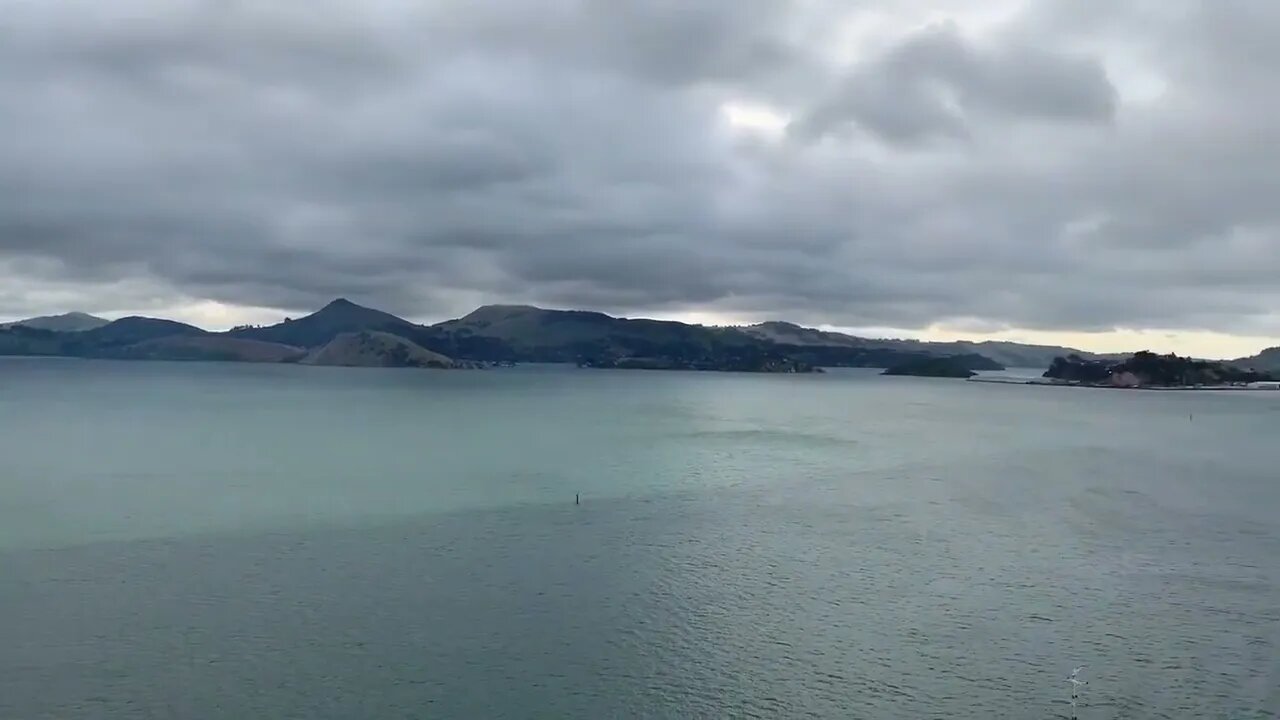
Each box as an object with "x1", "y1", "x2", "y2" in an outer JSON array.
[{"x1": 3, "y1": 0, "x2": 1279, "y2": 357}]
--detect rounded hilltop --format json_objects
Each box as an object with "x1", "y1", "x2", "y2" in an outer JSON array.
[{"x1": 302, "y1": 331, "x2": 457, "y2": 369}]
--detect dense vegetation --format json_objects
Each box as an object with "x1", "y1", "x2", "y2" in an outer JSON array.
[
  {"x1": 1044, "y1": 354, "x2": 1112, "y2": 383},
  {"x1": 1045, "y1": 351, "x2": 1275, "y2": 386}
]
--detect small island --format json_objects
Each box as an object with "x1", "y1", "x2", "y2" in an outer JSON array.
[{"x1": 882, "y1": 355, "x2": 993, "y2": 378}]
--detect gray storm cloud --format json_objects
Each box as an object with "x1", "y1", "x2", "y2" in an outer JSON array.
[
  {"x1": 1, "y1": 0, "x2": 1279, "y2": 336},
  {"x1": 793, "y1": 21, "x2": 1117, "y2": 143}
]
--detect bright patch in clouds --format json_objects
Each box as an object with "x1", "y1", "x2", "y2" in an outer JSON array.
[
  {"x1": 721, "y1": 102, "x2": 790, "y2": 138},
  {"x1": 102, "y1": 301, "x2": 289, "y2": 331}
]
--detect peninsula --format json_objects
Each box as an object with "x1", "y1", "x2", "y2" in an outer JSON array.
[{"x1": 1040, "y1": 351, "x2": 1276, "y2": 388}]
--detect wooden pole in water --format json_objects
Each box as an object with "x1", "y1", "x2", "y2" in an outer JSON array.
[
  {"x1": 1068, "y1": 666, "x2": 1086, "y2": 720},
  {"x1": 575, "y1": 493, "x2": 579, "y2": 505}
]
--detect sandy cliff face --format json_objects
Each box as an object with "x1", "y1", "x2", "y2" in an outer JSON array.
[{"x1": 1109, "y1": 371, "x2": 1141, "y2": 387}]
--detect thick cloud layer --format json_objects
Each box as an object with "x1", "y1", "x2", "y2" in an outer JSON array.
[{"x1": 2, "y1": 0, "x2": 1279, "y2": 344}]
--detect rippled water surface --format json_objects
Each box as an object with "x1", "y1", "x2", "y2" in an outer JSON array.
[{"x1": 1, "y1": 360, "x2": 1277, "y2": 718}]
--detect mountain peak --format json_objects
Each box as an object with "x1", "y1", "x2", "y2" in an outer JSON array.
[
  {"x1": 322, "y1": 298, "x2": 360, "y2": 310},
  {"x1": 470, "y1": 303, "x2": 542, "y2": 314},
  {"x1": 312, "y1": 298, "x2": 403, "y2": 321},
  {"x1": 459, "y1": 304, "x2": 544, "y2": 323},
  {"x1": 230, "y1": 298, "x2": 414, "y2": 348}
]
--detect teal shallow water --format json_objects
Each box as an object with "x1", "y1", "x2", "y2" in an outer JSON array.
[{"x1": 1, "y1": 360, "x2": 1277, "y2": 717}]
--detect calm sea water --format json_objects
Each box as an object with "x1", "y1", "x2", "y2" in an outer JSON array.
[{"x1": 1, "y1": 359, "x2": 1276, "y2": 719}]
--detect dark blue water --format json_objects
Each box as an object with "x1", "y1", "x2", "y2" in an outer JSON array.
[{"x1": 1, "y1": 360, "x2": 1277, "y2": 718}]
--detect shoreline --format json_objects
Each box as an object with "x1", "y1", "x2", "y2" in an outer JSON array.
[{"x1": 968, "y1": 376, "x2": 1280, "y2": 392}]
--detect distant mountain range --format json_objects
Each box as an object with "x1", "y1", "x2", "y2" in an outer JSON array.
[
  {"x1": 0, "y1": 311, "x2": 109, "y2": 332},
  {"x1": 739, "y1": 320, "x2": 1125, "y2": 368},
  {"x1": 2, "y1": 299, "x2": 1274, "y2": 373}
]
